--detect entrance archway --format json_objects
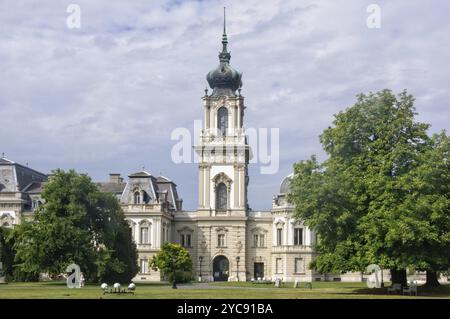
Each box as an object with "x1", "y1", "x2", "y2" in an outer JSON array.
[{"x1": 213, "y1": 255, "x2": 229, "y2": 281}]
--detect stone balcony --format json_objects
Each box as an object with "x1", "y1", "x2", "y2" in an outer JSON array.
[
  {"x1": 271, "y1": 245, "x2": 313, "y2": 253},
  {"x1": 122, "y1": 203, "x2": 164, "y2": 213}
]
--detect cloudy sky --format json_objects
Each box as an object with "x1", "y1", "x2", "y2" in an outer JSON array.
[{"x1": 0, "y1": 0, "x2": 449, "y2": 211}]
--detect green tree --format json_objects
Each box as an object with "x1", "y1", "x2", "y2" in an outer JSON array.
[
  {"x1": 150, "y1": 242, "x2": 192, "y2": 288},
  {"x1": 13, "y1": 169, "x2": 138, "y2": 283},
  {"x1": 289, "y1": 89, "x2": 449, "y2": 286}
]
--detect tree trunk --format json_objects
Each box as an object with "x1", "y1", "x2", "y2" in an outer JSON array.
[
  {"x1": 390, "y1": 269, "x2": 407, "y2": 287},
  {"x1": 424, "y1": 270, "x2": 441, "y2": 287}
]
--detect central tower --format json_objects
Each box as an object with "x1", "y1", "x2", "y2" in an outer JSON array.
[{"x1": 195, "y1": 8, "x2": 251, "y2": 218}]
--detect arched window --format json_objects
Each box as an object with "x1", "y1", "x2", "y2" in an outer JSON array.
[
  {"x1": 217, "y1": 107, "x2": 228, "y2": 136},
  {"x1": 216, "y1": 182, "x2": 227, "y2": 210},
  {"x1": 134, "y1": 191, "x2": 141, "y2": 204}
]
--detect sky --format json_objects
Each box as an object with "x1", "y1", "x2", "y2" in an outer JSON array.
[{"x1": 0, "y1": 0, "x2": 449, "y2": 211}]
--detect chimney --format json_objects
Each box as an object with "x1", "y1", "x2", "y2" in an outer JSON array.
[
  {"x1": 109, "y1": 173, "x2": 123, "y2": 184},
  {"x1": 176, "y1": 198, "x2": 183, "y2": 212}
]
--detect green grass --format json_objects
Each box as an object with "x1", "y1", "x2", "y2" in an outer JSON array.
[{"x1": 0, "y1": 281, "x2": 449, "y2": 299}]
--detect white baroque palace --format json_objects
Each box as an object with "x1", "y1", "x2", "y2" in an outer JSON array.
[{"x1": 0, "y1": 19, "x2": 369, "y2": 283}]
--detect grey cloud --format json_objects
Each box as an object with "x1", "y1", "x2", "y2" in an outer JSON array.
[{"x1": 0, "y1": 0, "x2": 449, "y2": 210}]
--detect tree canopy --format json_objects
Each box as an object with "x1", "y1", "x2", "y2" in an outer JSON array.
[
  {"x1": 12, "y1": 169, "x2": 138, "y2": 283},
  {"x1": 288, "y1": 89, "x2": 449, "y2": 286},
  {"x1": 150, "y1": 242, "x2": 193, "y2": 283}
]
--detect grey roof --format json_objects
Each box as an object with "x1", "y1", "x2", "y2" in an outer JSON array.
[
  {"x1": 0, "y1": 157, "x2": 47, "y2": 192},
  {"x1": 128, "y1": 171, "x2": 152, "y2": 178},
  {"x1": 280, "y1": 173, "x2": 293, "y2": 194},
  {"x1": 98, "y1": 182, "x2": 127, "y2": 194},
  {"x1": 0, "y1": 158, "x2": 14, "y2": 165},
  {"x1": 156, "y1": 175, "x2": 172, "y2": 183},
  {"x1": 23, "y1": 181, "x2": 45, "y2": 194}
]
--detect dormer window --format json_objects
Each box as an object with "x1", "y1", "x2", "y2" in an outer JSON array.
[
  {"x1": 134, "y1": 191, "x2": 141, "y2": 204},
  {"x1": 32, "y1": 199, "x2": 42, "y2": 210}
]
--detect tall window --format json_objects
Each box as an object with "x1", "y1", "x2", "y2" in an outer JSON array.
[
  {"x1": 277, "y1": 228, "x2": 283, "y2": 246},
  {"x1": 216, "y1": 183, "x2": 227, "y2": 210},
  {"x1": 259, "y1": 234, "x2": 265, "y2": 247},
  {"x1": 32, "y1": 200, "x2": 41, "y2": 210},
  {"x1": 129, "y1": 222, "x2": 136, "y2": 242},
  {"x1": 134, "y1": 191, "x2": 141, "y2": 204},
  {"x1": 276, "y1": 258, "x2": 283, "y2": 274},
  {"x1": 181, "y1": 234, "x2": 191, "y2": 248},
  {"x1": 294, "y1": 228, "x2": 303, "y2": 245},
  {"x1": 217, "y1": 107, "x2": 228, "y2": 136},
  {"x1": 294, "y1": 258, "x2": 305, "y2": 274},
  {"x1": 253, "y1": 234, "x2": 265, "y2": 247},
  {"x1": 253, "y1": 234, "x2": 259, "y2": 247},
  {"x1": 140, "y1": 226, "x2": 149, "y2": 244},
  {"x1": 217, "y1": 234, "x2": 226, "y2": 247},
  {"x1": 140, "y1": 259, "x2": 149, "y2": 274}
]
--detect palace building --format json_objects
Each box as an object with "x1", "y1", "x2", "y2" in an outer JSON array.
[{"x1": 0, "y1": 17, "x2": 366, "y2": 283}]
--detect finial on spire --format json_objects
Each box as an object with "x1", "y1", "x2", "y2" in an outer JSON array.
[
  {"x1": 223, "y1": 6, "x2": 226, "y2": 35},
  {"x1": 219, "y1": 7, "x2": 231, "y2": 63}
]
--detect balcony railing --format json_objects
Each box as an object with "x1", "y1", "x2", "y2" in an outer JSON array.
[{"x1": 271, "y1": 245, "x2": 312, "y2": 253}]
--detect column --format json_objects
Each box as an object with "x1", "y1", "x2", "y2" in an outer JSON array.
[
  {"x1": 198, "y1": 164, "x2": 204, "y2": 208},
  {"x1": 205, "y1": 165, "x2": 211, "y2": 208},
  {"x1": 234, "y1": 164, "x2": 239, "y2": 208},
  {"x1": 239, "y1": 165, "x2": 245, "y2": 208}
]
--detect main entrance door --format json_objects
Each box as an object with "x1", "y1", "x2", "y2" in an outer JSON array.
[
  {"x1": 254, "y1": 262, "x2": 264, "y2": 279},
  {"x1": 213, "y1": 255, "x2": 229, "y2": 281}
]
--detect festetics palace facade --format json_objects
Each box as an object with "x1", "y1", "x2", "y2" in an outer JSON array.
[{"x1": 1, "y1": 19, "x2": 364, "y2": 283}]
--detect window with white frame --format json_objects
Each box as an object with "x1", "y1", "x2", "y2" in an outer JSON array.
[
  {"x1": 275, "y1": 258, "x2": 283, "y2": 274},
  {"x1": 32, "y1": 199, "x2": 42, "y2": 210},
  {"x1": 181, "y1": 233, "x2": 192, "y2": 248},
  {"x1": 134, "y1": 191, "x2": 141, "y2": 204},
  {"x1": 140, "y1": 259, "x2": 149, "y2": 274},
  {"x1": 217, "y1": 234, "x2": 226, "y2": 247},
  {"x1": 140, "y1": 222, "x2": 151, "y2": 245},
  {"x1": 128, "y1": 221, "x2": 136, "y2": 242},
  {"x1": 294, "y1": 227, "x2": 303, "y2": 245},
  {"x1": 216, "y1": 182, "x2": 227, "y2": 210},
  {"x1": 217, "y1": 106, "x2": 228, "y2": 136},
  {"x1": 253, "y1": 234, "x2": 266, "y2": 247},
  {"x1": 276, "y1": 228, "x2": 283, "y2": 246},
  {"x1": 294, "y1": 257, "x2": 305, "y2": 274}
]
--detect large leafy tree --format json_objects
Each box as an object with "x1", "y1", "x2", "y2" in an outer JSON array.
[
  {"x1": 13, "y1": 169, "x2": 138, "y2": 282},
  {"x1": 150, "y1": 242, "x2": 192, "y2": 287},
  {"x1": 289, "y1": 89, "x2": 449, "y2": 286}
]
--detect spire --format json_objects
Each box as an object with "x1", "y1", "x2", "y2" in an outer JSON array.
[{"x1": 219, "y1": 7, "x2": 231, "y2": 63}]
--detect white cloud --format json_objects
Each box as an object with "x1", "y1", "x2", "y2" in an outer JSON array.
[{"x1": 0, "y1": 0, "x2": 449, "y2": 210}]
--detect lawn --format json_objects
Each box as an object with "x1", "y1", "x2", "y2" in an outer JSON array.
[{"x1": 0, "y1": 281, "x2": 449, "y2": 299}]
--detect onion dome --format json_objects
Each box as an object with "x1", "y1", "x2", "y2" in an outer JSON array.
[{"x1": 206, "y1": 8, "x2": 242, "y2": 96}]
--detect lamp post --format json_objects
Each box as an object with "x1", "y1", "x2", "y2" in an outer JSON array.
[
  {"x1": 199, "y1": 256, "x2": 203, "y2": 282},
  {"x1": 236, "y1": 256, "x2": 240, "y2": 282},
  {"x1": 171, "y1": 255, "x2": 177, "y2": 289}
]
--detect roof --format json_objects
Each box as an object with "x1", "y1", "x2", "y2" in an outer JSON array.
[
  {"x1": 128, "y1": 171, "x2": 152, "y2": 178},
  {"x1": 98, "y1": 182, "x2": 127, "y2": 194},
  {"x1": 0, "y1": 158, "x2": 14, "y2": 165},
  {"x1": 22, "y1": 181, "x2": 45, "y2": 194},
  {"x1": 156, "y1": 175, "x2": 173, "y2": 183},
  {"x1": 280, "y1": 173, "x2": 293, "y2": 194}
]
